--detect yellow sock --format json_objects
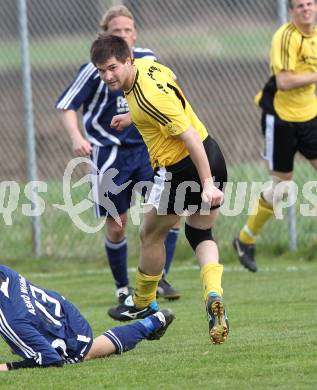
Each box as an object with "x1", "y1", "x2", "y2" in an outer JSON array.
[
  {"x1": 239, "y1": 196, "x2": 274, "y2": 245},
  {"x1": 200, "y1": 263, "x2": 223, "y2": 302},
  {"x1": 134, "y1": 269, "x2": 162, "y2": 308}
]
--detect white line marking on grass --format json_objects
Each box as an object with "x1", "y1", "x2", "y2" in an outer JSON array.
[{"x1": 27, "y1": 264, "x2": 308, "y2": 279}]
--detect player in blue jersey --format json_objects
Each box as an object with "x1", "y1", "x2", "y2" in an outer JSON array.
[
  {"x1": 55, "y1": 5, "x2": 180, "y2": 303},
  {"x1": 0, "y1": 265, "x2": 174, "y2": 371}
]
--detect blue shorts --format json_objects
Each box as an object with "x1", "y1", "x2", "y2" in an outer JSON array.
[
  {"x1": 91, "y1": 143, "x2": 153, "y2": 217},
  {"x1": 61, "y1": 299, "x2": 93, "y2": 363}
]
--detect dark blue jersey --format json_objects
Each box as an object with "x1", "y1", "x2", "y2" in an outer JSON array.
[
  {"x1": 0, "y1": 266, "x2": 93, "y2": 367},
  {"x1": 55, "y1": 47, "x2": 156, "y2": 147}
]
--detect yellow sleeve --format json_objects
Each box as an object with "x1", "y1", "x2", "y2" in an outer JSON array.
[
  {"x1": 156, "y1": 63, "x2": 176, "y2": 81},
  {"x1": 254, "y1": 90, "x2": 263, "y2": 106},
  {"x1": 271, "y1": 26, "x2": 300, "y2": 74}
]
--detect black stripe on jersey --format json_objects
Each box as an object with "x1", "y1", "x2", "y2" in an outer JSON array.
[
  {"x1": 133, "y1": 85, "x2": 168, "y2": 125},
  {"x1": 126, "y1": 68, "x2": 139, "y2": 96},
  {"x1": 281, "y1": 25, "x2": 292, "y2": 67},
  {"x1": 281, "y1": 25, "x2": 292, "y2": 68},
  {"x1": 133, "y1": 82, "x2": 172, "y2": 125},
  {"x1": 285, "y1": 27, "x2": 296, "y2": 69},
  {"x1": 135, "y1": 82, "x2": 171, "y2": 123},
  {"x1": 298, "y1": 36, "x2": 305, "y2": 57},
  {"x1": 167, "y1": 83, "x2": 186, "y2": 109},
  {"x1": 281, "y1": 25, "x2": 296, "y2": 70}
]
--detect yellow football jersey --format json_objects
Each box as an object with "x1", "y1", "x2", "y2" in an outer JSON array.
[
  {"x1": 124, "y1": 59, "x2": 208, "y2": 167},
  {"x1": 270, "y1": 22, "x2": 317, "y2": 122}
]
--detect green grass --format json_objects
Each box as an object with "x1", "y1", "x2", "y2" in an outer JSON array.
[
  {"x1": 1, "y1": 36, "x2": 92, "y2": 72},
  {"x1": 1, "y1": 27, "x2": 272, "y2": 72},
  {"x1": 0, "y1": 257, "x2": 316, "y2": 389}
]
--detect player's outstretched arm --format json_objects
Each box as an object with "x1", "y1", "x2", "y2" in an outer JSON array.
[
  {"x1": 0, "y1": 323, "x2": 63, "y2": 371},
  {"x1": 61, "y1": 110, "x2": 92, "y2": 156},
  {"x1": 176, "y1": 127, "x2": 223, "y2": 206},
  {"x1": 0, "y1": 359, "x2": 63, "y2": 371},
  {"x1": 0, "y1": 363, "x2": 8, "y2": 372},
  {"x1": 276, "y1": 70, "x2": 317, "y2": 91}
]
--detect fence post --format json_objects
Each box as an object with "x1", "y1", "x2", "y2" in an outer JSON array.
[
  {"x1": 276, "y1": 0, "x2": 297, "y2": 251},
  {"x1": 17, "y1": 0, "x2": 41, "y2": 256},
  {"x1": 277, "y1": 0, "x2": 288, "y2": 25}
]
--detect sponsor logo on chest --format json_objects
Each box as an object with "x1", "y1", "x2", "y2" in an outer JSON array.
[{"x1": 117, "y1": 96, "x2": 129, "y2": 114}]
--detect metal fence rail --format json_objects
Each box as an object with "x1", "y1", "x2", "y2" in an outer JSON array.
[{"x1": 0, "y1": 0, "x2": 312, "y2": 260}]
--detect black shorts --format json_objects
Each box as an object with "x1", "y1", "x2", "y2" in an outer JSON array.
[
  {"x1": 261, "y1": 112, "x2": 317, "y2": 172},
  {"x1": 145, "y1": 136, "x2": 227, "y2": 215}
]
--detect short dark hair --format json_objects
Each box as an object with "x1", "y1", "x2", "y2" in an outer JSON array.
[{"x1": 90, "y1": 33, "x2": 131, "y2": 66}]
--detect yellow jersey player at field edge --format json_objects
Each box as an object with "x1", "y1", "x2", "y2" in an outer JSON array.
[
  {"x1": 233, "y1": 0, "x2": 317, "y2": 272},
  {"x1": 90, "y1": 33, "x2": 229, "y2": 344}
]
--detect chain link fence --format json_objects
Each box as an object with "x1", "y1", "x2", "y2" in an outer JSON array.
[{"x1": 0, "y1": 0, "x2": 314, "y2": 260}]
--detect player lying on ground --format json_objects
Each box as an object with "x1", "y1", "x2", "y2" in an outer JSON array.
[{"x1": 0, "y1": 265, "x2": 175, "y2": 371}]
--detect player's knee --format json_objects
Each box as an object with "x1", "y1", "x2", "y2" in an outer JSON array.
[
  {"x1": 184, "y1": 223, "x2": 213, "y2": 252},
  {"x1": 106, "y1": 215, "x2": 127, "y2": 241},
  {"x1": 140, "y1": 224, "x2": 166, "y2": 245},
  {"x1": 262, "y1": 175, "x2": 292, "y2": 205},
  {"x1": 139, "y1": 225, "x2": 148, "y2": 244}
]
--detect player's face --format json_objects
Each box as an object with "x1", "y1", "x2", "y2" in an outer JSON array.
[
  {"x1": 289, "y1": 0, "x2": 316, "y2": 29},
  {"x1": 96, "y1": 56, "x2": 134, "y2": 91},
  {"x1": 106, "y1": 16, "x2": 137, "y2": 49}
]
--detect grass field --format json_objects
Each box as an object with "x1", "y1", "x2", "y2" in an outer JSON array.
[{"x1": 0, "y1": 255, "x2": 316, "y2": 390}]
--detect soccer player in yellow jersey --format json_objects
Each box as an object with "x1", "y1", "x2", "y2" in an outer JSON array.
[
  {"x1": 57, "y1": 5, "x2": 180, "y2": 302},
  {"x1": 234, "y1": 0, "x2": 317, "y2": 272},
  {"x1": 90, "y1": 34, "x2": 229, "y2": 344}
]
